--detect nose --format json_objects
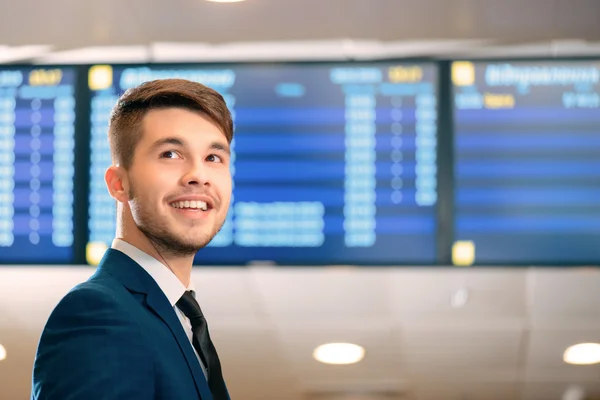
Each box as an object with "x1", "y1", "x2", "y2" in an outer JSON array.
[{"x1": 181, "y1": 160, "x2": 209, "y2": 187}]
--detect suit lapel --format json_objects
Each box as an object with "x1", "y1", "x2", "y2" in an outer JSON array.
[
  {"x1": 144, "y1": 288, "x2": 214, "y2": 400},
  {"x1": 95, "y1": 249, "x2": 213, "y2": 400}
]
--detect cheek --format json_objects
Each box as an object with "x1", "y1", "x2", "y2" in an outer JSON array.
[
  {"x1": 154, "y1": 166, "x2": 181, "y2": 188},
  {"x1": 216, "y1": 170, "x2": 233, "y2": 195},
  {"x1": 131, "y1": 169, "x2": 171, "y2": 203}
]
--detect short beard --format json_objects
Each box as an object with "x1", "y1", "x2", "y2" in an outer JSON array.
[
  {"x1": 137, "y1": 223, "x2": 200, "y2": 258},
  {"x1": 128, "y1": 181, "x2": 214, "y2": 259}
]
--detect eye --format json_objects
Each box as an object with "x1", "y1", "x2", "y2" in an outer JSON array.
[
  {"x1": 160, "y1": 150, "x2": 181, "y2": 159},
  {"x1": 206, "y1": 154, "x2": 223, "y2": 163}
]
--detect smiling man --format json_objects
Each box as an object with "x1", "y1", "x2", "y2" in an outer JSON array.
[{"x1": 32, "y1": 79, "x2": 233, "y2": 400}]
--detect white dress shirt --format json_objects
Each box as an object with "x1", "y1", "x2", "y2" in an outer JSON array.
[{"x1": 111, "y1": 238, "x2": 208, "y2": 379}]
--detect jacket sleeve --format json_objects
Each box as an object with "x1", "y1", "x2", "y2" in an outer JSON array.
[{"x1": 31, "y1": 285, "x2": 154, "y2": 400}]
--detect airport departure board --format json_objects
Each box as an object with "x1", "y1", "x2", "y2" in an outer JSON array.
[
  {"x1": 87, "y1": 63, "x2": 439, "y2": 265},
  {"x1": 0, "y1": 67, "x2": 77, "y2": 263},
  {"x1": 453, "y1": 60, "x2": 600, "y2": 265}
]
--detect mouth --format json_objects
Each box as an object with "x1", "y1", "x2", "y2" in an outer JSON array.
[{"x1": 170, "y1": 200, "x2": 210, "y2": 212}]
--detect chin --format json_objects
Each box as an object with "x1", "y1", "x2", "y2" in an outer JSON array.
[{"x1": 184, "y1": 234, "x2": 215, "y2": 248}]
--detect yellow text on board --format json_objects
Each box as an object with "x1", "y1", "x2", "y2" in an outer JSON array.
[
  {"x1": 484, "y1": 93, "x2": 515, "y2": 109},
  {"x1": 29, "y1": 69, "x2": 63, "y2": 86},
  {"x1": 388, "y1": 66, "x2": 423, "y2": 83}
]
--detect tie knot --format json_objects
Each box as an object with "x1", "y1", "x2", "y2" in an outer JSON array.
[{"x1": 176, "y1": 291, "x2": 205, "y2": 326}]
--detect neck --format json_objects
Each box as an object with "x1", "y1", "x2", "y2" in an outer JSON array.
[{"x1": 116, "y1": 205, "x2": 195, "y2": 288}]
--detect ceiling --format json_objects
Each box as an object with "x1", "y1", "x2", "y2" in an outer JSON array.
[
  {"x1": 0, "y1": 0, "x2": 599, "y2": 63},
  {"x1": 1, "y1": 265, "x2": 600, "y2": 400},
  {"x1": 1, "y1": 0, "x2": 599, "y2": 47}
]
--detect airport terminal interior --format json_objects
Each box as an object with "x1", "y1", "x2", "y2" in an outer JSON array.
[{"x1": 1, "y1": 0, "x2": 600, "y2": 399}]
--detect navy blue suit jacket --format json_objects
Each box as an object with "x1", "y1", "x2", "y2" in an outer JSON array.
[{"x1": 32, "y1": 248, "x2": 227, "y2": 400}]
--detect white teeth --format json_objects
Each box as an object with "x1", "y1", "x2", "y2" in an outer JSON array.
[{"x1": 171, "y1": 200, "x2": 208, "y2": 210}]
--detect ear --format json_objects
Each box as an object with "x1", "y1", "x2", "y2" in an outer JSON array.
[{"x1": 105, "y1": 165, "x2": 130, "y2": 203}]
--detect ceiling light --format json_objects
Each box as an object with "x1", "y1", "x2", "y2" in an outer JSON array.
[
  {"x1": 563, "y1": 343, "x2": 600, "y2": 365},
  {"x1": 205, "y1": 0, "x2": 246, "y2": 3},
  {"x1": 0, "y1": 344, "x2": 6, "y2": 361},
  {"x1": 450, "y1": 287, "x2": 469, "y2": 309},
  {"x1": 313, "y1": 342, "x2": 365, "y2": 365}
]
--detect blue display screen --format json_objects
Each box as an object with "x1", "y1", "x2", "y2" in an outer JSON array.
[
  {"x1": 453, "y1": 60, "x2": 600, "y2": 265},
  {"x1": 88, "y1": 63, "x2": 438, "y2": 265},
  {"x1": 0, "y1": 67, "x2": 76, "y2": 263}
]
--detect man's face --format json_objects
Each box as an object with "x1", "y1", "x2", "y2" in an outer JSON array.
[{"x1": 125, "y1": 108, "x2": 232, "y2": 257}]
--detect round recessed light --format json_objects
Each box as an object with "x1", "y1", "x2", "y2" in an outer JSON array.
[
  {"x1": 0, "y1": 344, "x2": 6, "y2": 361},
  {"x1": 564, "y1": 343, "x2": 600, "y2": 365},
  {"x1": 450, "y1": 287, "x2": 469, "y2": 309},
  {"x1": 313, "y1": 342, "x2": 365, "y2": 365}
]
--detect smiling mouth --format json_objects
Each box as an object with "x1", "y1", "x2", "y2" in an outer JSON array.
[{"x1": 170, "y1": 200, "x2": 209, "y2": 211}]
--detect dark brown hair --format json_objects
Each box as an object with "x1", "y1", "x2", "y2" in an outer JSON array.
[{"x1": 108, "y1": 78, "x2": 233, "y2": 169}]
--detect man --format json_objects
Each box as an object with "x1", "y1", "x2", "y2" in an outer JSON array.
[{"x1": 32, "y1": 79, "x2": 233, "y2": 400}]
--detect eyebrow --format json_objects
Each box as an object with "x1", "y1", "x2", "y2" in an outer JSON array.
[
  {"x1": 149, "y1": 136, "x2": 230, "y2": 155},
  {"x1": 209, "y1": 141, "x2": 231, "y2": 156},
  {"x1": 149, "y1": 137, "x2": 185, "y2": 152}
]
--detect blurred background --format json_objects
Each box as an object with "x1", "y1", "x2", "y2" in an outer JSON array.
[{"x1": 1, "y1": 0, "x2": 600, "y2": 399}]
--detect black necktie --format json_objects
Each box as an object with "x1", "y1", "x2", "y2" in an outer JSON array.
[{"x1": 176, "y1": 291, "x2": 228, "y2": 400}]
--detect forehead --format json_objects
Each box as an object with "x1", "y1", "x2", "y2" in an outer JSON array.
[{"x1": 139, "y1": 107, "x2": 227, "y2": 145}]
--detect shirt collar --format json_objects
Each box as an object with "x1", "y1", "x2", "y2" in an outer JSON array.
[{"x1": 111, "y1": 238, "x2": 195, "y2": 306}]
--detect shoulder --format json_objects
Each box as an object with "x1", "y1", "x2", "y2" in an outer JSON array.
[
  {"x1": 32, "y1": 280, "x2": 156, "y2": 399},
  {"x1": 57, "y1": 279, "x2": 122, "y2": 311},
  {"x1": 44, "y1": 277, "x2": 138, "y2": 332},
  {"x1": 35, "y1": 279, "x2": 149, "y2": 364}
]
